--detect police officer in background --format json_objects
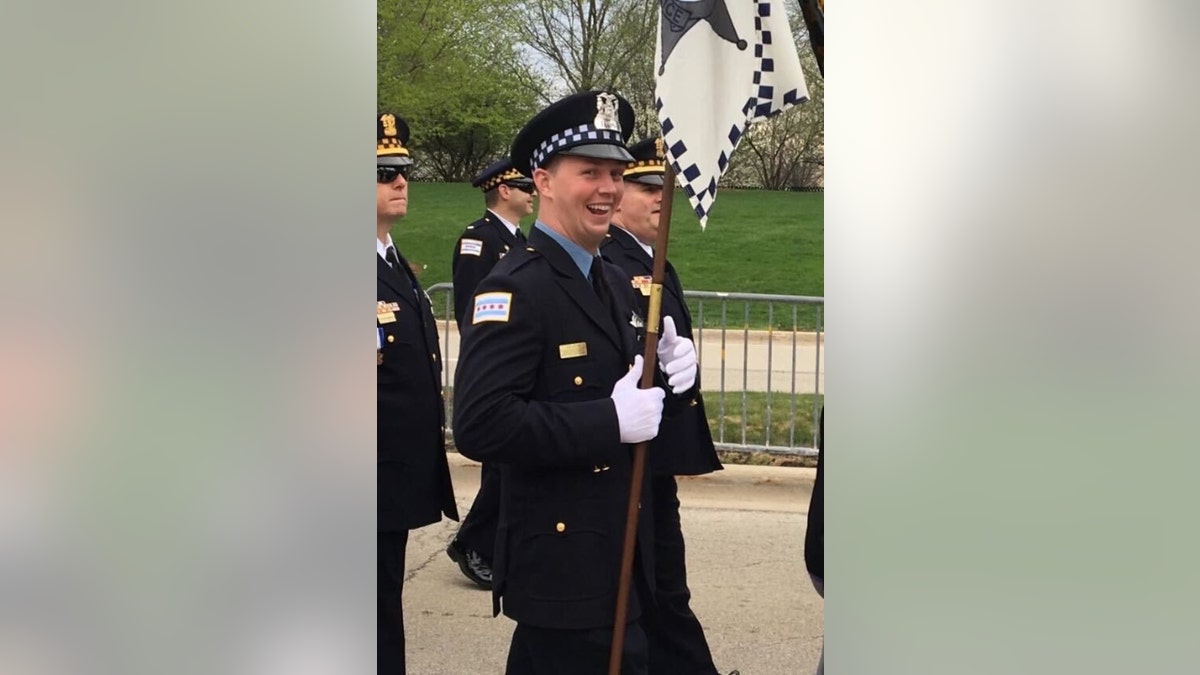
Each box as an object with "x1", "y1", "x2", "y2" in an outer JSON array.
[
  {"x1": 601, "y1": 137, "x2": 734, "y2": 675},
  {"x1": 451, "y1": 159, "x2": 536, "y2": 329},
  {"x1": 376, "y1": 112, "x2": 459, "y2": 674},
  {"x1": 453, "y1": 91, "x2": 699, "y2": 675},
  {"x1": 446, "y1": 159, "x2": 536, "y2": 589}
]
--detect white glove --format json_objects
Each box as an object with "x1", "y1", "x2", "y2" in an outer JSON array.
[
  {"x1": 610, "y1": 355, "x2": 665, "y2": 443},
  {"x1": 656, "y1": 316, "x2": 697, "y2": 394}
]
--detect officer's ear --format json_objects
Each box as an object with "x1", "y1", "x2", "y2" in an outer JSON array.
[{"x1": 532, "y1": 166, "x2": 553, "y2": 199}]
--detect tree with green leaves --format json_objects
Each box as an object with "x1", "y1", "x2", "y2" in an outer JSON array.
[{"x1": 378, "y1": 0, "x2": 544, "y2": 181}]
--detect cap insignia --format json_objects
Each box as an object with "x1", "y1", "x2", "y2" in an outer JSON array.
[{"x1": 594, "y1": 92, "x2": 621, "y2": 133}]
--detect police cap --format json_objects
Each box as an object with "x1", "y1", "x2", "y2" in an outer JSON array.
[
  {"x1": 623, "y1": 137, "x2": 667, "y2": 186},
  {"x1": 471, "y1": 158, "x2": 533, "y2": 192},
  {"x1": 511, "y1": 90, "x2": 635, "y2": 175},
  {"x1": 377, "y1": 112, "x2": 413, "y2": 166}
]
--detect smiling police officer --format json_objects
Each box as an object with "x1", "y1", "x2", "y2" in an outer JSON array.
[{"x1": 453, "y1": 91, "x2": 700, "y2": 675}]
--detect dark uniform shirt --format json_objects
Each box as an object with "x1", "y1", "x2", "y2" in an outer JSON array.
[
  {"x1": 600, "y1": 226, "x2": 722, "y2": 476},
  {"x1": 453, "y1": 225, "x2": 656, "y2": 630},
  {"x1": 378, "y1": 246, "x2": 459, "y2": 531},
  {"x1": 452, "y1": 210, "x2": 525, "y2": 330}
]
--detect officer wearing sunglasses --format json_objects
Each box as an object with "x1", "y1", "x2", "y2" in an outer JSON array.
[
  {"x1": 377, "y1": 162, "x2": 411, "y2": 184},
  {"x1": 376, "y1": 112, "x2": 459, "y2": 674},
  {"x1": 451, "y1": 159, "x2": 537, "y2": 330}
]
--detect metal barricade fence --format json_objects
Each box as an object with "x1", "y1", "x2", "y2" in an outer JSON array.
[{"x1": 426, "y1": 283, "x2": 823, "y2": 457}]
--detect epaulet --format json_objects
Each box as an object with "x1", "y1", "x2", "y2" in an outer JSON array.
[
  {"x1": 502, "y1": 245, "x2": 542, "y2": 275},
  {"x1": 462, "y1": 215, "x2": 489, "y2": 233}
]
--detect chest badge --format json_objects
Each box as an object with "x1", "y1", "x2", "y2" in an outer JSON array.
[
  {"x1": 559, "y1": 342, "x2": 588, "y2": 359},
  {"x1": 377, "y1": 300, "x2": 400, "y2": 324}
]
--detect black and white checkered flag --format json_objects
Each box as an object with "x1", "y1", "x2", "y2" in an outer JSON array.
[{"x1": 656, "y1": 0, "x2": 809, "y2": 228}]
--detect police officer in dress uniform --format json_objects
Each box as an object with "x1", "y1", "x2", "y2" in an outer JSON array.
[
  {"x1": 452, "y1": 91, "x2": 700, "y2": 675},
  {"x1": 452, "y1": 159, "x2": 536, "y2": 329},
  {"x1": 601, "y1": 137, "x2": 734, "y2": 675},
  {"x1": 446, "y1": 159, "x2": 536, "y2": 589},
  {"x1": 376, "y1": 112, "x2": 459, "y2": 674}
]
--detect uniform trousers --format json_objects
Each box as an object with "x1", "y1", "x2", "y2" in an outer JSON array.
[
  {"x1": 641, "y1": 474, "x2": 719, "y2": 674},
  {"x1": 379, "y1": 531, "x2": 409, "y2": 674}
]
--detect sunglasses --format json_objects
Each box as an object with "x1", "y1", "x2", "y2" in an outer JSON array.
[
  {"x1": 503, "y1": 182, "x2": 535, "y2": 194},
  {"x1": 377, "y1": 164, "x2": 412, "y2": 184}
]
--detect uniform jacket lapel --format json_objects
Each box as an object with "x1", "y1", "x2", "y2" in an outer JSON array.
[
  {"x1": 378, "y1": 253, "x2": 420, "y2": 312},
  {"x1": 484, "y1": 212, "x2": 522, "y2": 250},
  {"x1": 605, "y1": 226, "x2": 693, "y2": 335},
  {"x1": 607, "y1": 227, "x2": 653, "y2": 273}
]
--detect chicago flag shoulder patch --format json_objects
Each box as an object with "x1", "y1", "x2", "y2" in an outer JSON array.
[
  {"x1": 472, "y1": 292, "x2": 512, "y2": 324},
  {"x1": 459, "y1": 239, "x2": 484, "y2": 257}
]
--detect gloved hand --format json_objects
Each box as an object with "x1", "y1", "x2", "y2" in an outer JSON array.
[
  {"x1": 656, "y1": 316, "x2": 697, "y2": 394},
  {"x1": 610, "y1": 355, "x2": 665, "y2": 443}
]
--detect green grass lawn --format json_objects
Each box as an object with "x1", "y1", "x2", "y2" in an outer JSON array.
[
  {"x1": 393, "y1": 182, "x2": 823, "y2": 330},
  {"x1": 706, "y1": 391, "x2": 824, "y2": 449}
]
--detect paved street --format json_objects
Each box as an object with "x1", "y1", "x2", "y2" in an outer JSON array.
[
  {"x1": 403, "y1": 454, "x2": 823, "y2": 674},
  {"x1": 435, "y1": 321, "x2": 825, "y2": 395}
]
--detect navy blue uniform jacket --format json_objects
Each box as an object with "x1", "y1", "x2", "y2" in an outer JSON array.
[
  {"x1": 378, "y1": 253, "x2": 459, "y2": 532},
  {"x1": 601, "y1": 226, "x2": 722, "y2": 477}
]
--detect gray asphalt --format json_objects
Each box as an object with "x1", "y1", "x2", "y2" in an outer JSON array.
[{"x1": 402, "y1": 454, "x2": 823, "y2": 674}]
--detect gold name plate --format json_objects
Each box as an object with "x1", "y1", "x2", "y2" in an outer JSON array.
[{"x1": 558, "y1": 342, "x2": 588, "y2": 359}]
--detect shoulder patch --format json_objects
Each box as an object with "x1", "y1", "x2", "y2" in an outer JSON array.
[
  {"x1": 473, "y1": 292, "x2": 512, "y2": 324},
  {"x1": 460, "y1": 239, "x2": 484, "y2": 257}
]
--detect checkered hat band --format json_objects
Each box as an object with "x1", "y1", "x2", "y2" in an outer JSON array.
[
  {"x1": 481, "y1": 169, "x2": 526, "y2": 191},
  {"x1": 625, "y1": 157, "x2": 664, "y2": 170},
  {"x1": 624, "y1": 163, "x2": 664, "y2": 178},
  {"x1": 378, "y1": 144, "x2": 410, "y2": 157},
  {"x1": 531, "y1": 124, "x2": 624, "y2": 170}
]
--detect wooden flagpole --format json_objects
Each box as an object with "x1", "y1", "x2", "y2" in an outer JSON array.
[{"x1": 608, "y1": 162, "x2": 678, "y2": 674}]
